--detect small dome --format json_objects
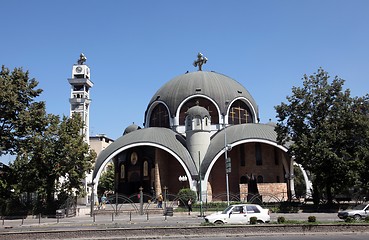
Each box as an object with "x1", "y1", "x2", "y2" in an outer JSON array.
[
  {"x1": 123, "y1": 124, "x2": 141, "y2": 135},
  {"x1": 186, "y1": 106, "x2": 210, "y2": 119}
]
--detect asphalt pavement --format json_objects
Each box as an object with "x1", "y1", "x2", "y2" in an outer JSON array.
[
  {"x1": 1, "y1": 208, "x2": 368, "y2": 240},
  {"x1": 0, "y1": 206, "x2": 344, "y2": 232}
]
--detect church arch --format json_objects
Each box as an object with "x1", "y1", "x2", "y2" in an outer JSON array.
[
  {"x1": 228, "y1": 99, "x2": 254, "y2": 124},
  {"x1": 225, "y1": 97, "x2": 259, "y2": 124},
  {"x1": 147, "y1": 102, "x2": 171, "y2": 128},
  {"x1": 203, "y1": 139, "x2": 290, "y2": 201},
  {"x1": 93, "y1": 142, "x2": 195, "y2": 195},
  {"x1": 178, "y1": 96, "x2": 219, "y2": 125}
]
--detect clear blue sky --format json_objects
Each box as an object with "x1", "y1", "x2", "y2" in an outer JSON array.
[{"x1": 1, "y1": 1, "x2": 369, "y2": 162}]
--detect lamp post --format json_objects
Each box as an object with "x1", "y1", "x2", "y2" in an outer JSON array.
[
  {"x1": 139, "y1": 186, "x2": 144, "y2": 215},
  {"x1": 224, "y1": 114, "x2": 231, "y2": 206},
  {"x1": 163, "y1": 186, "x2": 168, "y2": 209},
  {"x1": 198, "y1": 151, "x2": 204, "y2": 217},
  {"x1": 88, "y1": 181, "x2": 95, "y2": 217}
]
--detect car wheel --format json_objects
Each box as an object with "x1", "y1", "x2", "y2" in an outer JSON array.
[
  {"x1": 214, "y1": 220, "x2": 224, "y2": 225},
  {"x1": 353, "y1": 214, "x2": 362, "y2": 221}
]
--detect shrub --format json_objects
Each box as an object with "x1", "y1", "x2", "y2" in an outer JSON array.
[
  {"x1": 277, "y1": 216, "x2": 285, "y2": 223},
  {"x1": 177, "y1": 188, "x2": 197, "y2": 206},
  {"x1": 279, "y1": 202, "x2": 299, "y2": 213},
  {"x1": 345, "y1": 217, "x2": 354, "y2": 223},
  {"x1": 269, "y1": 206, "x2": 280, "y2": 213},
  {"x1": 250, "y1": 216, "x2": 257, "y2": 224},
  {"x1": 308, "y1": 216, "x2": 316, "y2": 223},
  {"x1": 365, "y1": 216, "x2": 369, "y2": 223}
]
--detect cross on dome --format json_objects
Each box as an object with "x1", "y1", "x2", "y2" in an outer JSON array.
[{"x1": 193, "y1": 52, "x2": 207, "y2": 71}]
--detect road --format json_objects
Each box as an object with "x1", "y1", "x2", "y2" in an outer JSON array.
[
  {"x1": 0, "y1": 211, "x2": 342, "y2": 230},
  {"x1": 1, "y1": 208, "x2": 368, "y2": 240},
  {"x1": 162, "y1": 233, "x2": 369, "y2": 240}
]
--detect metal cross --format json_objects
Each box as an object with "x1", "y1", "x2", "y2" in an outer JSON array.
[
  {"x1": 193, "y1": 52, "x2": 208, "y2": 71},
  {"x1": 77, "y1": 53, "x2": 87, "y2": 65}
]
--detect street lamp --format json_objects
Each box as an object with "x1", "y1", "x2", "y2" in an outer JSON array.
[
  {"x1": 198, "y1": 151, "x2": 204, "y2": 217},
  {"x1": 163, "y1": 186, "x2": 168, "y2": 209},
  {"x1": 178, "y1": 175, "x2": 187, "y2": 189},
  {"x1": 139, "y1": 186, "x2": 144, "y2": 215},
  {"x1": 223, "y1": 112, "x2": 232, "y2": 206},
  {"x1": 87, "y1": 180, "x2": 95, "y2": 217}
]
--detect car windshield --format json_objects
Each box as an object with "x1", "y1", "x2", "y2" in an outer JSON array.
[
  {"x1": 352, "y1": 204, "x2": 366, "y2": 210},
  {"x1": 222, "y1": 206, "x2": 234, "y2": 214}
]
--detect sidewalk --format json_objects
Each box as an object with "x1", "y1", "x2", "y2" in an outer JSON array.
[{"x1": 0, "y1": 206, "x2": 204, "y2": 232}]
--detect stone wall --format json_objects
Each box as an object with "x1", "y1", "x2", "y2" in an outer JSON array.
[{"x1": 239, "y1": 183, "x2": 287, "y2": 202}]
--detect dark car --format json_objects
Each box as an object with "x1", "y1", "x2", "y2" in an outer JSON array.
[{"x1": 337, "y1": 203, "x2": 369, "y2": 221}]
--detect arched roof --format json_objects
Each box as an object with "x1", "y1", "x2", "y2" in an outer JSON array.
[
  {"x1": 201, "y1": 123, "x2": 292, "y2": 175},
  {"x1": 92, "y1": 127, "x2": 197, "y2": 180},
  {"x1": 146, "y1": 71, "x2": 258, "y2": 119}
]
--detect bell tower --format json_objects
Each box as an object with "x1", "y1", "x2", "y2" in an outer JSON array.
[
  {"x1": 68, "y1": 53, "x2": 94, "y2": 205},
  {"x1": 68, "y1": 53, "x2": 93, "y2": 144}
]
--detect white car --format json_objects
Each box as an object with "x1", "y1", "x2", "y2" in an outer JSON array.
[
  {"x1": 337, "y1": 203, "x2": 369, "y2": 221},
  {"x1": 204, "y1": 204, "x2": 270, "y2": 224}
]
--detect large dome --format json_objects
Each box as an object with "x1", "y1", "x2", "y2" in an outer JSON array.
[{"x1": 147, "y1": 71, "x2": 258, "y2": 118}]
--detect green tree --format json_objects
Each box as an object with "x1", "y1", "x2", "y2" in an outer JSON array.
[
  {"x1": 0, "y1": 163, "x2": 12, "y2": 214},
  {"x1": 349, "y1": 95, "x2": 369, "y2": 198},
  {"x1": 275, "y1": 68, "x2": 368, "y2": 204},
  {"x1": 11, "y1": 114, "x2": 96, "y2": 214},
  {"x1": 1, "y1": 66, "x2": 96, "y2": 214},
  {"x1": 0, "y1": 65, "x2": 46, "y2": 212},
  {"x1": 97, "y1": 163, "x2": 115, "y2": 197},
  {"x1": 0, "y1": 66, "x2": 44, "y2": 156},
  {"x1": 293, "y1": 164, "x2": 306, "y2": 199},
  {"x1": 177, "y1": 188, "x2": 197, "y2": 206}
]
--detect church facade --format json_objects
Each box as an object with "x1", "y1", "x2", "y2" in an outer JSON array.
[{"x1": 92, "y1": 53, "x2": 299, "y2": 203}]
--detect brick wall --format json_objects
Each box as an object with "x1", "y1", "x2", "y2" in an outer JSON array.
[{"x1": 239, "y1": 183, "x2": 287, "y2": 202}]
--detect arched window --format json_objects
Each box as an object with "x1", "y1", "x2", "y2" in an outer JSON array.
[
  {"x1": 120, "y1": 164, "x2": 125, "y2": 179},
  {"x1": 149, "y1": 104, "x2": 170, "y2": 128},
  {"x1": 228, "y1": 100, "x2": 253, "y2": 124},
  {"x1": 143, "y1": 161, "x2": 148, "y2": 177},
  {"x1": 179, "y1": 98, "x2": 218, "y2": 125}
]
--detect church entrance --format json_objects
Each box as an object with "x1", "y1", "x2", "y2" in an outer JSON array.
[{"x1": 116, "y1": 147, "x2": 155, "y2": 199}]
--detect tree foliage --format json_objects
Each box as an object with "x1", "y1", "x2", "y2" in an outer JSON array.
[
  {"x1": 0, "y1": 65, "x2": 96, "y2": 214},
  {"x1": 97, "y1": 163, "x2": 115, "y2": 197},
  {"x1": 0, "y1": 65, "x2": 44, "y2": 156},
  {"x1": 11, "y1": 114, "x2": 96, "y2": 213},
  {"x1": 275, "y1": 68, "x2": 369, "y2": 204},
  {"x1": 177, "y1": 188, "x2": 197, "y2": 206}
]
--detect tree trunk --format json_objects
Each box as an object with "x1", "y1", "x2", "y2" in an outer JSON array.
[
  {"x1": 45, "y1": 176, "x2": 56, "y2": 215},
  {"x1": 326, "y1": 182, "x2": 333, "y2": 205},
  {"x1": 312, "y1": 183, "x2": 320, "y2": 205}
]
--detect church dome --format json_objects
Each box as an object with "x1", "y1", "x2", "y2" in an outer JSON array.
[
  {"x1": 123, "y1": 124, "x2": 141, "y2": 135},
  {"x1": 146, "y1": 71, "x2": 258, "y2": 119}
]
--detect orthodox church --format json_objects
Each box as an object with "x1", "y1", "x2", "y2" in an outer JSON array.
[{"x1": 88, "y1": 53, "x2": 308, "y2": 204}]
